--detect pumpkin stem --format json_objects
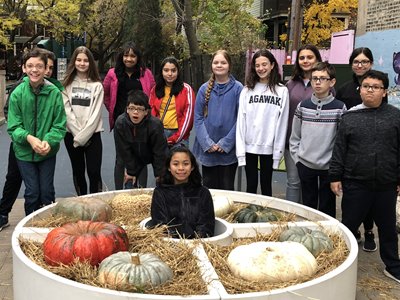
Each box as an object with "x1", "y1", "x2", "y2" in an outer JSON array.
[{"x1": 131, "y1": 253, "x2": 141, "y2": 265}]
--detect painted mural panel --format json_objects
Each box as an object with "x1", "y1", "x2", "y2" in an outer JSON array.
[{"x1": 356, "y1": 30, "x2": 400, "y2": 108}]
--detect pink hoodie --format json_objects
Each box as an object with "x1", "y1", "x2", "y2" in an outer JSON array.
[{"x1": 103, "y1": 67, "x2": 155, "y2": 130}]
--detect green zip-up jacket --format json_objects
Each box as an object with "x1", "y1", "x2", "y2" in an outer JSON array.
[{"x1": 7, "y1": 76, "x2": 67, "y2": 162}]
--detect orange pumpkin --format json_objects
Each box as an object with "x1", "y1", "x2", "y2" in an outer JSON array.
[{"x1": 43, "y1": 220, "x2": 129, "y2": 266}]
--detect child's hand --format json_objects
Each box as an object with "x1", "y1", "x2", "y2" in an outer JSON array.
[
  {"x1": 40, "y1": 141, "x2": 51, "y2": 156},
  {"x1": 124, "y1": 170, "x2": 136, "y2": 185},
  {"x1": 27, "y1": 135, "x2": 45, "y2": 154},
  {"x1": 207, "y1": 144, "x2": 219, "y2": 153},
  {"x1": 330, "y1": 181, "x2": 342, "y2": 197}
]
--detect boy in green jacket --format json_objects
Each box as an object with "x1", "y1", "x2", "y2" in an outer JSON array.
[{"x1": 7, "y1": 48, "x2": 66, "y2": 215}]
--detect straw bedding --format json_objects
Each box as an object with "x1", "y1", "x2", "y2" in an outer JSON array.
[{"x1": 19, "y1": 191, "x2": 349, "y2": 296}]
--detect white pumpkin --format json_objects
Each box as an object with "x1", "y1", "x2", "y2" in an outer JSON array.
[
  {"x1": 212, "y1": 195, "x2": 233, "y2": 217},
  {"x1": 227, "y1": 241, "x2": 317, "y2": 283}
]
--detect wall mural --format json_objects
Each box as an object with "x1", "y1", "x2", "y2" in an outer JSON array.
[{"x1": 356, "y1": 29, "x2": 400, "y2": 109}]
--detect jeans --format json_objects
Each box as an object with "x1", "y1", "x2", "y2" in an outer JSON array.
[
  {"x1": 164, "y1": 128, "x2": 189, "y2": 148},
  {"x1": 0, "y1": 142, "x2": 22, "y2": 217},
  {"x1": 17, "y1": 156, "x2": 56, "y2": 215},
  {"x1": 284, "y1": 148, "x2": 301, "y2": 203}
]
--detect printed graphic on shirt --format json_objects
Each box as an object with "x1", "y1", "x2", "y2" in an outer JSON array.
[
  {"x1": 71, "y1": 87, "x2": 91, "y2": 106},
  {"x1": 249, "y1": 94, "x2": 281, "y2": 106}
]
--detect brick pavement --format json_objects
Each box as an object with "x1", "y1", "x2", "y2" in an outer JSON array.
[{"x1": 1, "y1": 199, "x2": 400, "y2": 299}]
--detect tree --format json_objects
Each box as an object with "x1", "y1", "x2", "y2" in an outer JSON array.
[
  {"x1": 83, "y1": 0, "x2": 127, "y2": 72},
  {"x1": 124, "y1": 0, "x2": 164, "y2": 68},
  {"x1": 168, "y1": 0, "x2": 266, "y2": 58},
  {"x1": 302, "y1": 0, "x2": 358, "y2": 47}
]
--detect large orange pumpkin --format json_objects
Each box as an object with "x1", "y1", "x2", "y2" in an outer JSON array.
[{"x1": 43, "y1": 220, "x2": 129, "y2": 266}]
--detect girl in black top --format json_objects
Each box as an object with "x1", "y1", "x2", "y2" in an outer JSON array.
[{"x1": 149, "y1": 146, "x2": 215, "y2": 239}]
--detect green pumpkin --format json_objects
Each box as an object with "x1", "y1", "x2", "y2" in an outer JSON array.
[
  {"x1": 279, "y1": 227, "x2": 333, "y2": 257},
  {"x1": 98, "y1": 252, "x2": 173, "y2": 289},
  {"x1": 53, "y1": 197, "x2": 112, "y2": 222},
  {"x1": 234, "y1": 204, "x2": 280, "y2": 223}
]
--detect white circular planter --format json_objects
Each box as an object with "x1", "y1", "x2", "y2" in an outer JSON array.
[{"x1": 12, "y1": 189, "x2": 358, "y2": 300}]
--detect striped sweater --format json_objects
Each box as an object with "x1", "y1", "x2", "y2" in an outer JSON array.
[{"x1": 289, "y1": 94, "x2": 347, "y2": 170}]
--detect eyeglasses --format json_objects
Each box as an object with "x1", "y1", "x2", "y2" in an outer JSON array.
[
  {"x1": 127, "y1": 106, "x2": 146, "y2": 112},
  {"x1": 360, "y1": 84, "x2": 385, "y2": 92},
  {"x1": 352, "y1": 60, "x2": 370, "y2": 66},
  {"x1": 311, "y1": 77, "x2": 331, "y2": 83},
  {"x1": 25, "y1": 64, "x2": 45, "y2": 70}
]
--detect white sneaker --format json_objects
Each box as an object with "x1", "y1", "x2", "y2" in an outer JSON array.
[{"x1": 383, "y1": 269, "x2": 400, "y2": 284}]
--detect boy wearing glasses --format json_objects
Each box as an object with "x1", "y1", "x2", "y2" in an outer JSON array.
[
  {"x1": 114, "y1": 90, "x2": 167, "y2": 188},
  {"x1": 289, "y1": 62, "x2": 346, "y2": 217},
  {"x1": 7, "y1": 49, "x2": 66, "y2": 215},
  {"x1": 330, "y1": 70, "x2": 400, "y2": 284}
]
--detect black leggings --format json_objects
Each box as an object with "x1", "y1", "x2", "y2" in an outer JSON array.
[
  {"x1": 202, "y1": 163, "x2": 237, "y2": 190},
  {"x1": 64, "y1": 132, "x2": 103, "y2": 195},
  {"x1": 245, "y1": 153, "x2": 273, "y2": 196}
]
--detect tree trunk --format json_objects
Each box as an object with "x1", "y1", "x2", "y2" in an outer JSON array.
[
  {"x1": 171, "y1": 0, "x2": 201, "y2": 57},
  {"x1": 183, "y1": 0, "x2": 201, "y2": 56}
]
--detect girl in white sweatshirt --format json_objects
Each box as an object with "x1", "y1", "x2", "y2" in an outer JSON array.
[
  {"x1": 236, "y1": 49, "x2": 289, "y2": 196},
  {"x1": 62, "y1": 46, "x2": 104, "y2": 195}
]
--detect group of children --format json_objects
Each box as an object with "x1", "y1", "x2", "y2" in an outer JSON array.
[{"x1": 2, "y1": 43, "x2": 400, "y2": 283}]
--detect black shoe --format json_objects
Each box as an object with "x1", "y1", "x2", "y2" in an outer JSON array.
[
  {"x1": 355, "y1": 230, "x2": 362, "y2": 243},
  {"x1": 363, "y1": 231, "x2": 377, "y2": 252},
  {"x1": 0, "y1": 215, "x2": 9, "y2": 231},
  {"x1": 384, "y1": 269, "x2": 400, "y2": 284}
]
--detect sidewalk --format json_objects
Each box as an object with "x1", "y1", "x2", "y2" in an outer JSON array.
[
  {"x1": 0, "y1": 200, "x2": 24, "y2": 300},
  {"x1": 1, "y1": 198, "x2": 400, "y2": 299}
]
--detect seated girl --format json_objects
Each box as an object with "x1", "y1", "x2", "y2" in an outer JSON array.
[{"x1": 148, "y1": 146, "x2": 215, "y2": 239}]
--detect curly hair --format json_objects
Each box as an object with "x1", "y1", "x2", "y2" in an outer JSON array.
[{"x1": 245, "y1": 49, "x2": 283, "y2": 94}]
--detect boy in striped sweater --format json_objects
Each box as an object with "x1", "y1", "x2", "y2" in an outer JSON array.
[{"x1": 289, "y1": 62, "x2": 346, "y2": 217}]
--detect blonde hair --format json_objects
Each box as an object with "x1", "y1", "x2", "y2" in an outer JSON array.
[{"x1": 204, "y1": 50, "x2": 231, "y2": 117}]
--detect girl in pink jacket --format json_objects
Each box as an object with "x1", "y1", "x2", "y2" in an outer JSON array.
[{"x1": 103, "y1": 42, "x2": 155, "y2": 189}]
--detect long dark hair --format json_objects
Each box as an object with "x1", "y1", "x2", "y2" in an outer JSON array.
[
  {"x1": 291, "y1": 44, "x2": 322, "y2": 81},
  {"x1": 349, "y1": 47, "x2": 374, "y2": 65},
  {"x1": 62, "y1": 46, "x2": 101, "y2": 87},
  {"x1": 155, "y1": 56, "x2": 184, "y2": 98},
  {"x1": 161, "y1": 146, "x2": 202, "y2": 186},
  {"x1": 114, "y1": 41, "x2": 146, "y2": 80},
  {"x1": 246, "y1": 49, "x2": 283, "y2": 94}
]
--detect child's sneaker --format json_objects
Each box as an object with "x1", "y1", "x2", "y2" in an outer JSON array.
[
  {"x1": 355, "y1": 230, "x2": 362, "y2": 243},
  {"x1": 363, "y1": 231, "x2": 377, "y2": 252},
  {"x1": 384, "y1": 269, "x2": 400, "y2": 284},
  {"x1": 0, "y1": 215, "x2": 9, "y2": 231}
]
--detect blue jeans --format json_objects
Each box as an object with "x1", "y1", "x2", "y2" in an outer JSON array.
[
  {"x1": 164, "y1": 129, "x2": 189, "y2": 147},
  {"x1": 284, "y1": 148, "x2": 301, "y2": 203},
  {"x1": 17, "y1": 156, "x2": 56, "y2": 215}
]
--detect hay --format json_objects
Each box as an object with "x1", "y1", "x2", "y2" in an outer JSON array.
[
  {"x1": 20, "y1": 192, "x2": 348, "y2": 296},
  {"x1": 202, "y1": 228, "x2": 349, "y2": 294},
  {"x1": 20, "y1": 229, "x2": 208, "y2": 295},
  {"x1": 108, "y1": 192, "x2": 152, "y2": 226},
  {"x1": 358, "y1": 277, "x2": 400, "y2": 300}
]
